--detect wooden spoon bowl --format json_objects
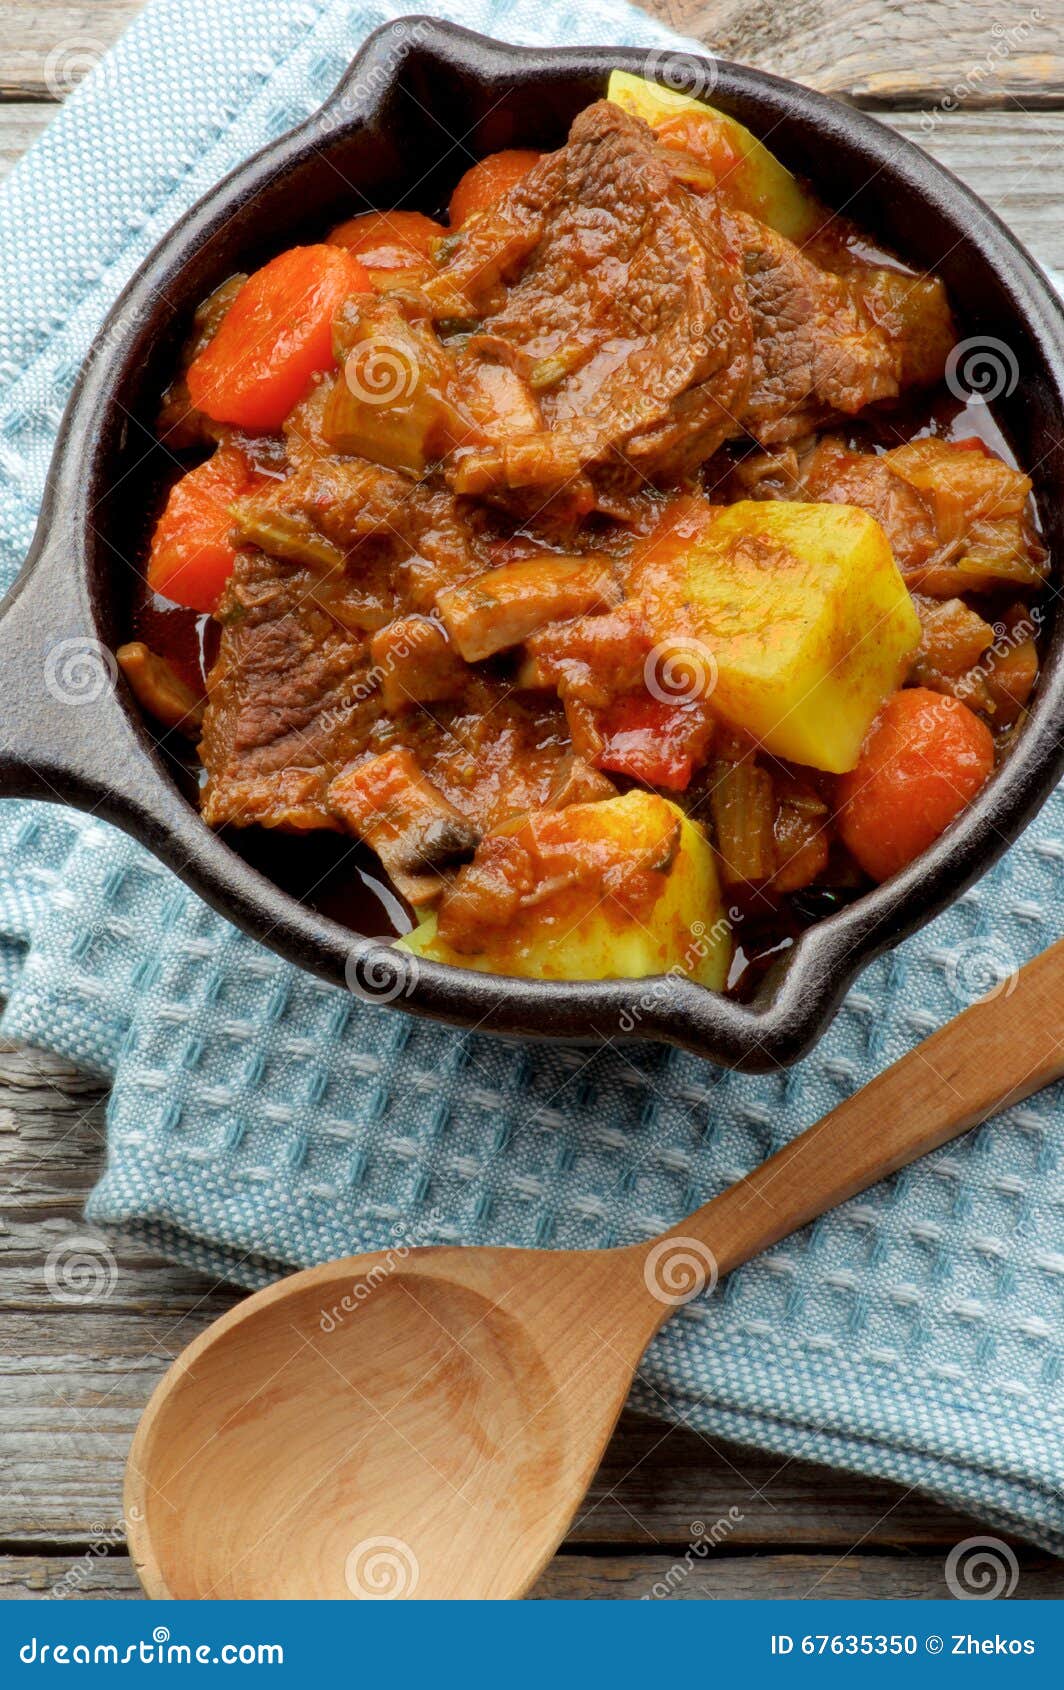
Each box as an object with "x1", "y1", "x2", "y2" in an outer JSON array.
[
  {"x1": 127, "y1": 1247, "x2": 648, "y2": 1600},
  {"x1": 127, "y1": 938, "x2": 1064, "y2": 1599}
]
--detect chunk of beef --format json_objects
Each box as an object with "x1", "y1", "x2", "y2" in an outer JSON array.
[
  {"x1": 328, "y1": 749, "x2": 479, "y2": 907},
  {"x1": 228, "y1": 456, "x2": 486, "y2": 611},
  {"x1": 199, "y1": 549, "x2": 380, "y2": 830},
  {"x1": 436, "y1": 554, "x2": 621, "y2": 662},
  {"x1": 732, "y1": 212, "x2": 954, "y2": 444},
  {"x1": 544, "y1": 754, "x2": 617, "y2": 809},
  {"x1": 199, "y1": 549, "x2": 574, "y2": 840},
  {"x1": 798, "y1": 436, "x2": 1046, "y2": 593},
  {"x1": 429, "y1": 101, "x2": 752, "y2": 495}
]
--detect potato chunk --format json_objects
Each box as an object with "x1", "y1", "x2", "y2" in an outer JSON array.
[
  {"x1": 398, "y1": 791, "x2": 731, "y2": 988},
  {"x1": 634, "y1": 498, "x2": 921, "y2": 774},
  {"x1": 606, "y1": 70, "x2": 822, "y2": 241}
]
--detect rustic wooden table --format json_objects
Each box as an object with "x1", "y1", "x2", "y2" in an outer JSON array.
[{"x1": 1, "y1": 0, "x2": 1062, "y2": 1602}]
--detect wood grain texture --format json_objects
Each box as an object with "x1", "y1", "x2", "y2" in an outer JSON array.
[
  {"x1": 884, "y1": 112, "x2": 1064, "y2": 273},
  {"x1": 4, "y1": 1037, "x2": 1059, "y2": 1597},
  {"x1": 3, "y1": 1551, "x2": 1062, "y2": 1602},
  {"x1": 0, "y1": 2, "x2": 144, "y2": 101},
  {"x1": 640, "y1": 0, "x2": 1064, "y2": 106},
  {"x1": 0, "y1": 106, "x2": 52, "y2": 177}
]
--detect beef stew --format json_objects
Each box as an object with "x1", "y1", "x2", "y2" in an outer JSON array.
[{"x1": 119, "y1": 72, "x2": 1047, "y2": 995}]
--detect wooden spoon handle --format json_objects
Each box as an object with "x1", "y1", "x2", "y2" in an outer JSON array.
[{"x1": 657, "y1": 936, "x2": 1064, "y2": 1285}]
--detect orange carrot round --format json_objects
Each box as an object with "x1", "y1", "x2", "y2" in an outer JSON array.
[
  {"x1": 837, "y1": 687, "x2": 995, "y2": 882},
  {"x1": 448, "y1": 150, "x2": 543, "y2": 226},
  {"x1": 146, "y1": 446, "x2": 263, "y2": 615},
  {"x1": 326, "y1": 209, "x2": 445, "y2": 276},
  {"x1": 186, "y1": 245, "x2": 371, "y2": 431}
]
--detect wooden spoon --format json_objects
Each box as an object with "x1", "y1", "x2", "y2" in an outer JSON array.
[{"x1": 125, "y1": 937, "x2": 1064, "y2": 1600}]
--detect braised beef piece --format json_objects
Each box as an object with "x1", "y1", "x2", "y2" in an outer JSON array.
[
  {"x1": 199, "y1": 549, "x2": 381, "y2": 831},
  {"x1": 731, "y1": 213, "x2": 954, "y2": 445},
  {"x1": 436, "y1": 553, "x2": 621, "y2": 661},
  {"x1": 428, "y1": 101, "x2": 752, "y2": 498},
  {"x1": 199, "y1": 546, "x2": 576, "y2": 837},
  {"x1": 773, "y1": 436, "x2": 1045, "y2": 594},
  {"x1": 228, "y1": 455, "x2": 488, "y2": 611}
]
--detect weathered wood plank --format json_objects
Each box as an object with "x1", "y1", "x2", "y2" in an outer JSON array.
[
  {"x1": 2, "y1": 1037, "x2": 1062, "y2": 1602},
  {"x1": 3, "y1": 1550, "x2": 1061, "y2": 1602},
  {"x1": 0, "y1": 106, "x2": 52, "y2": 177},
  {"x1": 572, "y1": 1414, "x2": 999, "y2": 1550},
  {"x1": 0, "y1": 1556, "x2": 142, "y2": 1600},
  {"x1": 641, "y1": 0, "x2": 1064, "y2": 107},
  {"x1": 0, "y1": 2, "x2": 144, "y2": 101},
  {"x1": 1, "y1": 1, "x2": 1062, "y2": 109},
  {"x1": 533, "y1": 1552, "x2": 1064, "y2": 1601},
  {"x1": 883, "y1": 112, "x2": 1064, "y2": 274}
]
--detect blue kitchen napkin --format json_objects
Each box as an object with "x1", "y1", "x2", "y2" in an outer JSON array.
[{"x1": 1, "y1": 0, "x2": 1062, "y2": 1560}]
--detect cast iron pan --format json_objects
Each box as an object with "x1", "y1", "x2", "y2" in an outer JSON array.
[{"x1": 1, "y1": 17, "x2": 1062, "y2": 1070}]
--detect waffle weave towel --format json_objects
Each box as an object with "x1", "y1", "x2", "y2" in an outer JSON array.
[{"x1": 1, "y1": 0, "x2": 1062, "y2": 1558}]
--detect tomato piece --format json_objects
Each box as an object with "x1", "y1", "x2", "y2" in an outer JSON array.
[
  {"x1": 326, "y1": 209, "x2": 445, "y2": 277},
  {"x1": 593, "y1": 694, "x2": 711, "y2": 792},
  {"x1": 836, "y1": 687, "x2": 995, "y2": 882},
  {"x1": 186, "y1": 246, "x2": 371, "y2": 431},
  {"x1": 146, "y1": 446, "x2": 264, "y2": 615},
  {"x1": 448, "y1": 150, "x2": 543, "y2": 226}
]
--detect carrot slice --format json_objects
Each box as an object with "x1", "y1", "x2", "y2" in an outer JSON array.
[
  {"x1": 326, "y1": 209, "x2": 445, "y2": 277},
  {"x1": 448, "y1": 150, "x2": 543, "y2": 226},
  {"x1": 186, "y1": 245, "x2": 371, "y2": 431},
  {"x1": 836, "y1": 687, "x2": 995, "y2": 882},
  {"x1": 146, "y1": 446, "x2": 264, "y2": 615}
]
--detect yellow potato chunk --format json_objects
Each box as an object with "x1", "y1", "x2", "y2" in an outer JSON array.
[
  {"x1": 398, "y1": 791, "x2": 731, "y2": 989},
  {"x1": 635, "y1": 499, "x2": 921, "y2": 775},
  {"x1": 606, "y1": 69, "x2": 822, "y2": 241}
]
